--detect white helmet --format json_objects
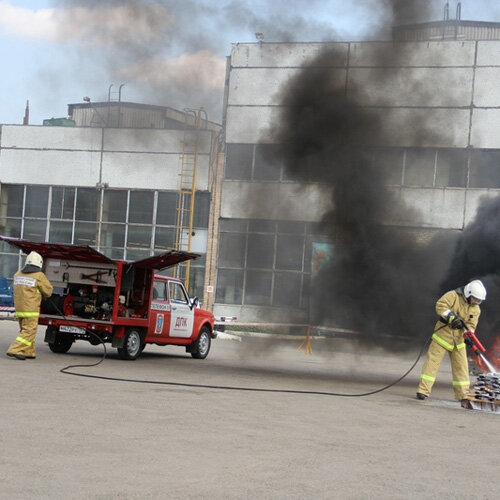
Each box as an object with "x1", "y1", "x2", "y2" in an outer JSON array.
[
  {"x1": 464, "y1": 280, "x2": 486, "y2": 303},
  {"x1": 25, "y1": 251, "x2": 43, "y2": 269}
]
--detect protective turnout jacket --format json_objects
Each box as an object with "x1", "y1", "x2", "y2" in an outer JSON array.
[
  {"x1": 13, "y1": 268, "x2": 53, "y2": 318},
  {"x1": 433, "y1": 288, "x2": 481, "y2": 351}
]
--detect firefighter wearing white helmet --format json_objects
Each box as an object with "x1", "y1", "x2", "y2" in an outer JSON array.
[
  {"x1": 6, "y1": 251, "x2": 53, "y2": 360},
  {"x1": 416, "y1": 279, "x2": 486, "y2": 408}
]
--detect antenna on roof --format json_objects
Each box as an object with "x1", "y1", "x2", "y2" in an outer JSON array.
[
  {"x1": 456, "y1": 2, "x2": 462, "y2": 20},
  {"x1": 444, "y1": 2, "x2": 449, "y2": 21}
]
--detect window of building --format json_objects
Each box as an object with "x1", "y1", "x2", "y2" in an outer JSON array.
[
  {"x1": 125, "y1": 248, "x2": 149, "y2": 261},
  {"x1": 129, "y1": 191, "x2": 154, "y2": 224},
  {"x1": 0, "y1": 217, "x2": 21, "y2": 251},
  {"x1": 75, "y1": 188, "x2": 99, "y2": 221},
  {"x1": 247, "y1": 233, "x2": 274, "y2": 269},
  {"x1": 193, "y1": 191, "x2": 210, "y2": 228},
  {"x1": 156, "y1": 191, "x2": 177, "y2": 225},
  {"x1": 273, "y1": 272, "x2": 301, "y2": 308},
  {"x1": 49, "y1": 220, "x2": 73, "y2": 244},
  {"x1": 276, "y1": 234, "x2": 303, "y2": 271},
  {"x1": 51, "y1": 187, "x2": 75, "y2": 219},
  {"x1": 154, "y1": 226, "x2": 175, "y2": 250},
  {"x1": 215, "y1": 269, "x2": 243, "y2": 304},
  {"x1": 435, "y1": 149, "x2": 467, "y2": 188},
  {"x1": 74, "y1": 221, "x2": 97, "y2": 245},
  {"x1": 127, "y1": 224, "x2": 152, "y2": 248},
  {"x1": 102, "y1": 190, "x2": 127, "y2": 222},
  {"x1": 218, "y1": 233, "x2": 246, "y2": 268},
  {"x1": 23, "y1": 219, "x2": 47, "y2": 241},
  {"x1": 373, "y1": 149, "x2": 404, "y2": 185},
  {"x1": 253, "y1": 144, "x2": 281, "y2": 181},
  {"x1": 101, "y1": 223, "x2": 125, "y2": 248},
  {"x1": 225, "y1": 144, "x2": 253, "y2": 180},
  {"x1": 469, "y1": 151, "x2": 500, "y2": 188},
  {"x1": 404, "y1": 149, "x2": 436, "y2": 187},
  {"x1": 0, "y1": 184, "x2": 24, "y2": 218},
  {"x1": 0, "y1": 253, "x2": 20, "y2": 280},
  {"x1": 24, "y1": 185, "x2": 49, "y2": 218},
  {"x1": 244, "y1": 270, "x2": 272, "y2": 306}
]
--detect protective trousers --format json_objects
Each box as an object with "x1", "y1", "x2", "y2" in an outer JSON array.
[
  {"x1": 418, "y1": 340, "x2": 470, "y2": 400},
  {"x1": 6, "y1": 317, "x2": 39, "y2": 358}
]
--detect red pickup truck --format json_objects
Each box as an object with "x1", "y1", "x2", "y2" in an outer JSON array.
[{"x1": 1, "y1": 237, "x2": 215, "y2": 360}]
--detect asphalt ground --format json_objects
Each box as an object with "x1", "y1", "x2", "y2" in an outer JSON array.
[{"x1": 1, "y1": 320, "x2": 499, "y2": 499}]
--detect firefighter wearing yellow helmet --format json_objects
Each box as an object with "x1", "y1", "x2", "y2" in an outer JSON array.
[
  {"x1": 416, "y1": 280, "x2": 486, "y2": 408},
  {"x1": 6, "y1": 251, "x2": 53, "y2": 360}
]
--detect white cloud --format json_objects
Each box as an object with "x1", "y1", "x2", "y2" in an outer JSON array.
[{"x1": 0, "y1": 2, "x2": 58, "y2": 41}]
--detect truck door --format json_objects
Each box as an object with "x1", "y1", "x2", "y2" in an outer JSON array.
[
  {"x1": 168, "y1": 280, "x2": 194, "y2": 338},
  {"x1": 149, "y1": 280, "x2": 170, "y2": 336}
]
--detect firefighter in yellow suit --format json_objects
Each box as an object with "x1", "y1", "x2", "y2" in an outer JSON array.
[
  {"x1": 417, "y1": 280, "x2": 486, "y2": 408},
  {"x1": 6, "y1": 251, "x2": 53, "y2": 360}
]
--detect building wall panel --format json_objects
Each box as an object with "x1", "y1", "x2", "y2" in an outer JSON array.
[
  {"x1": 476, "y1": 41, "x2": 500, "y2": 66},
  {"x1": 349, "y1": 67, "x2": 473, "y2": 107},
  {"x1": 470, "y1": 109, "x2": 500, "y2": 148},
  {"x1": 226, "y1": 106, "x2": 278, "y2": 143},
  {"x1": 1, "y1": 125, "x2": 101, "y2": 150},
  {"x1": 101, "y1": 153, "x2": 210, "y2": 190},
  {"x1": 0, "y1": 149, "x2": 100, "y2": 186},
  {"x1": 228, "y1": 68, "x2": 346, "y2": 106},
  {"x1": 220, "y1": 181, "x2": 331, "y2": 221},
  {"x1": 348, "y1": 41, "x2": 476, "y2": 67},
  {"x1": 473, "y1": 67, "x2": 500, "y2": 107},
  {"x1": 230, "y1": 42, "x2": 348, "y2": 68}
]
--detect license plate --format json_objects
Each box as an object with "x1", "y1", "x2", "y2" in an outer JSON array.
[{"x1": 59, "y1": 325, "x2": 85, "y2": 334}]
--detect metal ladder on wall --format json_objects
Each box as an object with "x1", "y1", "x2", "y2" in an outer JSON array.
[{"x1": 173, "y1": 108, "x2": 207, "y2": 291}]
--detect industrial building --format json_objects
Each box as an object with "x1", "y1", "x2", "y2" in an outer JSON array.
[
  {"x1": 0, "y1": 102, "x2": 223, "y2": 304},
  {"x1": 213, "y1": 19, "x2": 500, "y2": 323}
]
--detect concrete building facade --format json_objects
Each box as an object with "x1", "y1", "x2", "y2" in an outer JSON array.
[{"x1": 214, "y1": 37, "x2": 500, "y2": 323}]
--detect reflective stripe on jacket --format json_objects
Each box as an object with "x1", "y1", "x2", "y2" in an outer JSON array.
[
  {"x1": 433, "y1": 289, "x2": 480, "y2": 351},
  {"x1": 14, "y1": 270, "x2": 53, "y2": 317}
]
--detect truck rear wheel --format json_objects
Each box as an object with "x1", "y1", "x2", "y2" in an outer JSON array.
[
  {"x1": 191, "y1": 326, "x2": 211, "y2": 359},
  {"x1": 117, "y1": 328, "x2": 143, "y2": 360},
  {"x1": 48, "y1": 333, "x2": 73, "y2": 354}
]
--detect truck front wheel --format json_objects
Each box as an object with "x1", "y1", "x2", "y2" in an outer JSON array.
[
  {"x1": 48, "y1": 333, "x2": 74, "y2": 354},
  {"x1": 117, "y1": 328, "x2": 143, "y2": 360},
  {"x1": 190, "y1": 326, "x2": 211, "y2": 359}
]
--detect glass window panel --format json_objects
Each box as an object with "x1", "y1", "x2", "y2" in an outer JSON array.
[
  {"x1": 25, "y1": 185, "x2": 49, "y2": 218},
  {"x1": 301, "y1": 274, "x2": 310, "y2": 309},
  {"x1": 469, "y1": 151, "x2": 500, "y2": 188},
  {"x1": 127, "y1": 225, "x2": 152, "y2": 248},
  {"x1": 0, "y1": 217, "x2": 21, "y2": 251},
  {"x1": 276, "y1": 234, "x2": 303, "y2": 271},
  {"x1": 219, "y1": 219, "x2": 247, "y2": 232},
  {"x1": 156, "y1": 191, "x2": 178, "y2": 226},
  {"x1": 0, "y1": 253, "x2": 21, "y2": 280},
  {"x1": 153, "y1": 281, "x2": 167, "y2": 301},
  {"x1": 247, "y1": 233, "x2": 274, "y2": 269},
  {"x1": 102, "y1": 190, "x2": 127, "y2": 222},
  {"x1": 277, "y1": 221, "x2": 305, "y2": 234},
  {"x1": 193, "y1": 191, "x2": 210, "y2": 228},
  {"x1": 155, "y1": 226, "x2": 175, "y2": 250},
  {"x1": 101, "y1": 223, "x2": 125, "y2": 248},
  {"x1": 125, "y1": 248, "x2": 149, "y2": 261},
  {"x1": 306, "y1": 222, "x2": 331, "y2": 236},
  {"x1": 74, "y1": 222, "x2": 97, "y2": 246},
  {"x1": 435, "y1": 149, "x2": 468, "y2": 188},
  {"x1": 0, "y1": 184, "x2": 24, "y2": 218},
  {"x1": 129, "y1": 191, "x2": 153, "y2": 224},
  {"x1": 186, "y1": 266, "x2": 204, "y2": 300},
  {"x1": 404, "y1": 149, "x2": 436, "y2": 187},
  {"x1": 215, "y1": 269, "x2": 243, "y2": 304},
  {"x1": 248, "y1": 220, "x2": 275, "y2": 233},
  {"x1": 75, "y1": 188, "x2": 99, "y2": 221},
  {"x1": 253, "y1": 144, "x2": 281, "y2": 181},
  {"x1": 273, "y1": 272, "x2": 301, "y2": 308},
  {"x1": 225, "y1": 144, "x2": 253, "y2": 180},
  {"x1": 51, "y1": 187, "x2": 75, "y2": 219},
  {"x1": 49, "y1": 221, "x2": 73, "y2": 244},
  {"x1": 101, "y1": 247, "x2": 125, "y2": 260},
  {"x1": 169, "y1": 281, "x2": 188, "y2": 303},
  {"x1": 23, "y1": 219, "x2": 47, "y2": 241},
  {"x1": 373, "y1": 149, "x2": 404, "y2": 185},
  {"x1": 218, "y1": 233, "x2": 246, "y2": 268},
  {"x1": 244, "y1": 270, "x2": 272, "y2": 306}
]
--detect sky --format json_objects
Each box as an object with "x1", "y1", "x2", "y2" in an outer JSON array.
[{"x1": 0, "y1": 0, "x2": 499, "y2": 126}]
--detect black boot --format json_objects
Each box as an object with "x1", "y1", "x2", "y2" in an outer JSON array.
[
  {"x1": 416, "y1": 392, "x2": 427, "y2": 400},
  {"x1": 6, "y1": 352, "x2": 26, "y2": 360}
]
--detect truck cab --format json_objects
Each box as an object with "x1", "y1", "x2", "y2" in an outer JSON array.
[{"x1": 0, "y1": 236, "x2": 215, "y2": 360}]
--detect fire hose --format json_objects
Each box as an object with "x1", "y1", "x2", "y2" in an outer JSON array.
[{"x1": 51, "y1": 297, "x2": 455, "y2": 398}]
